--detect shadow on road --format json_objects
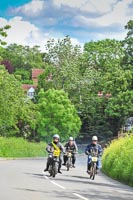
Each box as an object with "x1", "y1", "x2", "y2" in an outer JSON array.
[
  {"x1": 50, "y1": 176, "x2": 133, "y2": 192},
  {"x1": 15, "y1": 188, "x2": 77, "y2": 199}
]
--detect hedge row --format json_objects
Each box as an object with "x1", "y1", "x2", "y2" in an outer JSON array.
[
  {"x1": 102, "y1": 135, "x2": 133, "y2": 186},
  {"x1": 0, "y1": 137, "x2": 47, "y2": 158}
]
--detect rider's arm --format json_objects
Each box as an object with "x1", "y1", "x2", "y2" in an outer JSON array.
[
  {"x1": 46, "y1": 143, "x2": 53, "y2": 153},
  {"x1": 74, "y1": 143, "x2": 78, "y2": 153},
  {"x1": 98, "y1": 144, "x2": 103, "y2": 156},
  {"x1": 85, "y1": 145, "x2": 91, "y2": 155},
  {"x1": 59, "y1": 143, "x2": 65, "y2": 153}
]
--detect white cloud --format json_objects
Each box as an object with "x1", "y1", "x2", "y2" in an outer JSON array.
[
  {"x1": 12, "y1": 0, "x2": 120, "y2": 18},
  {"x1": 2, "y1": 0, "x2": 132, "y2": 47},
  {"x1": 53, "y1": 0, "x2": 118, "y2": 14},
  {"x1": 93, "y1": 31, "x2": 127, "y2": 41},
  {"x1": 73, "y1": 0, "x2": 132, "y2": 27},
  {"x1": 13, "y1": 0, "x2": 44, "y2": 17},
  {"x1": 0, "y1": 17, "x2": 81, "y2": 51},
  {"x1": 0, "y1": 17, "x2": 49, "y2": 50},
  {"x1": 53, "y1": 0, "x2": 84, "y2": 9}
]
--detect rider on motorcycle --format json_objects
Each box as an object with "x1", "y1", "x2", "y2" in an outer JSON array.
[
  {"x1": 85, "y1": 136, "x2": 103, "y2": 173},
  {"x1": 44, "y1": 134, "x2": 64, "y2": 174},
  {"x1": 62, "y1": 137, "x2": 78, "y2": 168}
]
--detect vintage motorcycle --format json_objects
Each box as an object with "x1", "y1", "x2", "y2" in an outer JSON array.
[
  {"x1": 89, "y1": 151, "x2": 98, "y2": 180},
  {"x1": 65, "y1": 150, "x2": 73, "y2": 171},
  {"x1": 48, "y1": 150, "x2": 60, "y2": 177}
]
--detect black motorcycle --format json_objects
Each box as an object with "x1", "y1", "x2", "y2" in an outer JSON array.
[{"x1": 48, "y1": 150, "x2": 60, "y2": 177}]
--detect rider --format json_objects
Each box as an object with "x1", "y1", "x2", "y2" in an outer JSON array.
[
  {"x1": 44, "y1": 134, "x2": 64, "y2": 174},
  {"x1": 85, "y1": 136, "x2": 103, "y2": 173},
  {"x1": 62, "y1": 137, "x2": 78, "y2": 168}
]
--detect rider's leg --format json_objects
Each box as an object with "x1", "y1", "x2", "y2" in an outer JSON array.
[
  {"x1": 63, "y1": 155, "x2": 67, "y2": 165},
  {"x1": 72, "y1": 154, "x2": 76, "y2": 167},
  {"x1": 58, "y1": 156, "x2": 62, "y2": 173},
  {"x1": 96, "y1": 157, "x2": 101, "y2": 169},
  {"x1": 87, "y1": 155, "x2": 92, "y2": 171},
  {"x1": 44, "y1": 156, "x2": 51, "y2": 171}
]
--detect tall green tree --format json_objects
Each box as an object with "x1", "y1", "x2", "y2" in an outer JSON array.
[
  {"x1": 2, "y1": 44, "x2": 45, "y2": 79},
  {"x1": 39, "y1": 36, "x2": 82, "y2": 95},
  {"x1": 122, "y1": 20, "x2": 133, "y2": 66},
  {"x1": 37, "y1": 88, "x2": 81, "y2": 141},
  {"x1": 0, "y1": 68, "x2": 36, "y2": 137},
  {"x1": 81, "y1": 37, "x2": 133, "y2": 137}
]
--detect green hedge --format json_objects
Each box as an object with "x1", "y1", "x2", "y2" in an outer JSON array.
[
  {"x1": 0, "y1": 137, "x2": 47, "y2": 158},
  {"x1": 102, "y1": 135, "x2": 133, "y2": 186}
]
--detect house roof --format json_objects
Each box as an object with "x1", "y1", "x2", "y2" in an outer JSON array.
[
  {"x1": 22, "y1": 84, "x2": 37, "y2": 91},
  {"x1": 28, "y1": 87, "x2": 35, "y2": 92},
  {"x1": 32, "y1": 69, "x2": 44, "y2": 79}
]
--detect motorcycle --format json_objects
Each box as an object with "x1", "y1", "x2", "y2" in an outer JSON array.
[
  {"x1": 48, "y1": 150, "x2": 60, "y2": 177},
  {"x1": 65, "y1": 150, "x2": 73, "y2": 171},
  {"x1": 89, "y1": 152, "x2": 98, "y2": 180}
]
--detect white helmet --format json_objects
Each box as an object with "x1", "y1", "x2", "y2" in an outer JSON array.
[
  {"x1": 53, "y1": 134, "x2": 60, "y2": 140},
  {"x1": 69, "y1": 137, "x2": 74, "y2": 141},
  {"x1": 92, "y1": 136, "x2": 98, "y2": 141}
]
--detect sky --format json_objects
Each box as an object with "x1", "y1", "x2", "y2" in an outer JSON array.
[{"x1": 0, "y1": 0, "x2": 132, "y2": 50}]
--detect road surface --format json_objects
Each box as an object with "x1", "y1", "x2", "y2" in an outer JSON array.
[{"x1": 0, "y1": 156, "x2": 133, "y2": 200}]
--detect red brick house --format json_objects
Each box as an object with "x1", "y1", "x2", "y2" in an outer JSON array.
[
  {"x1": 22, "y1": 69, "x2": 44, "y2": 98},
  {"x1": 32, "y1": 69, "x2": 44, "y2": 85}
]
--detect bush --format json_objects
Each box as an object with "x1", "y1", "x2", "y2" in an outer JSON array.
[
  {"x1": 0, "y1": 137, "x2": 47, "y2": 158},
  {"x1": 102, "y1": 134, "x2": 133, "y2": 186}
]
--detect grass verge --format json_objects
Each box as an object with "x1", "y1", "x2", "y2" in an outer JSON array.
[
  {"x1": 102, "y1": 134, "x2": 133, "y2": 187},
  {"x1": 0, "y1": 137, "x2": 47, "y2": 158}
]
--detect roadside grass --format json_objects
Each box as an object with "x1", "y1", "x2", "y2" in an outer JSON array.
[
  {"x1": 0, "y1": 137, "x2": 47, "y2": 158},
  {"x1": 102, "y1": 134, "x2": 133, "y2": 187}
]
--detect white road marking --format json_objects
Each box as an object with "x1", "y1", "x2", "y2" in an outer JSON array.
[
  {"x1": 50, "y1": 181, "x2": 66, "y2": 189},
  {"x1": 44, "y1": 175, "x2": 49, "y2": 180},
  {"x1": 73, "y1": 193, "x2": 88, "y2": 200}
]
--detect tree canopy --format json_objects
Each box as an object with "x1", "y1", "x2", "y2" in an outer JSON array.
[
  {"x1": 37, "y1": 88, "x2": 81, "y2": 141},
  {"x1": 0, "y1": 20, "x2": 132, "y2": 141}
]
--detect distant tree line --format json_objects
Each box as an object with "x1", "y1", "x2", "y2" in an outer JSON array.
[{"x1": 0, "y1": 20, "x2": 132, "y2": 141}]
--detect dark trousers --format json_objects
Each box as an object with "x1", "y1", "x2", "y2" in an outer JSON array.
[
  {"x1": 63, "y1": 153, "x2": 76, "y2": 165},
  {"x1": 46, "y1": 155, "x2": 62, "y2": 171}
]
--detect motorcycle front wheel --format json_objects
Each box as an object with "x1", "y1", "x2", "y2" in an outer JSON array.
[{"x1": 90, "y1": 163, "x2": 96, "y2": 180}]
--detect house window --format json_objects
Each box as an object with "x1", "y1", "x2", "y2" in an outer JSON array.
[
  {"x1": 28, "y1": 92, "x2": 34, "y2": 97},
  {"x1": 27, "y1": 87, "x2": 35, "y2": 99}
]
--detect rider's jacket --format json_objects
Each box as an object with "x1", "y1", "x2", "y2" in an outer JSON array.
[
  {"x1": 46, "y1": 142, "x2": 64, "y2": 154},
  {"x1": 64, "y1": 142, "x2": 78, "y2": 153},
  {"x1": 85, "y1": 143, "x2": 102, "y2": 156}
]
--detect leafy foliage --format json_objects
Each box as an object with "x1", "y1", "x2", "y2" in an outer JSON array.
[
  {"x1": 1, "y1": 60, "x2": 14, "y2": 73},
  {"x1": 102, "y1": 135, "x2": 133, "y2": 186},
  {"x1": 0, "y1": 69, "x2": 36, "y2": 137},
  {"x1": 122, "y1": 20, "x2": 133, "y2": 66},
  {"x1": 0, "y1": 21, "x2": 133, "y2": 142},
  {"x1": 0, "y1": 25, "x2": 11, "y2": 46},
  {"x1": 0, "y1": 44, "x2": 45, "y2": 83},
  {"x1": 39, "y1": 36, "x2": 82, "y2": 94},
  {"x1": 37, "y1": 88, "x2": 81, "y2": 141}
]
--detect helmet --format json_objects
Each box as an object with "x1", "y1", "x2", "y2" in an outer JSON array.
[
  {"x1": 92, "y1": 136, "x2": 98, "y2": 141},
  {"x1": 69, "y1": 137, "x2": 74, "y2": 141},
  {"x1": 53, "y1": 134, "x2": 60, "y2": 140}
]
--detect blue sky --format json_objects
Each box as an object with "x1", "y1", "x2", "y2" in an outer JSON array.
[{"x1": 0, "y1": 0, "x2": 132, "y2": 50}]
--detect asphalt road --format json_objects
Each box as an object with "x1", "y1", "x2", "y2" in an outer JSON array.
[{"x1": 0, "y1": 156, "x2": 133, "y2": 200}]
